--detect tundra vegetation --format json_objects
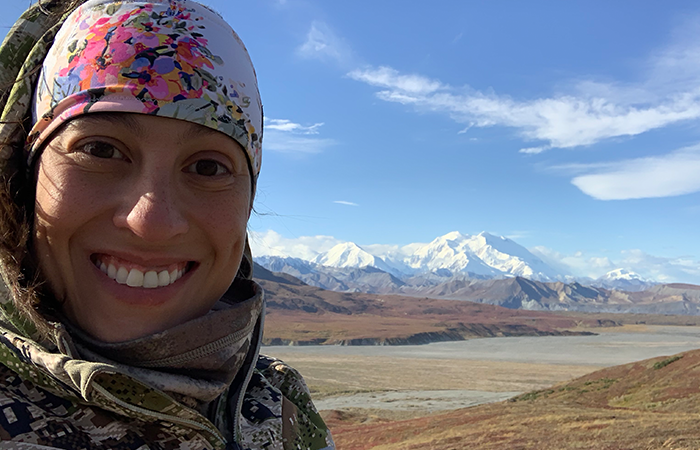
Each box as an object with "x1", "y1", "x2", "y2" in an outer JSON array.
[{"x1": 259, "y1": 266, "x2": 700, "y2": 448}]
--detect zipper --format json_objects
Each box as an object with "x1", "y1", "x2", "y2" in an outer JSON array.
[
  {"x1": 232, "y1": 301, "x2": 265, "y2": 445},
  {"x1": 92, "y1": 383, "x2": 227, "y2": 449}
]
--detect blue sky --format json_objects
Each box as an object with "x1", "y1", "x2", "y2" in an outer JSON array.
[{"x1": 5, "y1": 1, "x2": 700, "y2": 283}]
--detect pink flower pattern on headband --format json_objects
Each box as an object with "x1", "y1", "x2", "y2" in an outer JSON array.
[{"x1": 31, "y1": 0, "x2": 262, "y2": 177}]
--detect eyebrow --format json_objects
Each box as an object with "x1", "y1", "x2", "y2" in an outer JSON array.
[{"x1": 177, "y1": 120, "x2": 224, "y2": 145}]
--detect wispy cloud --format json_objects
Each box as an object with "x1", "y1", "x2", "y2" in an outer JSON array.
[
  {"x1": 264, "y1": 118, "x2": 336, "y2": 154},
  {"x1": 349, "y1": 65, "x2": 700, "y2": 152},
  {"x1": 550, "y1": 143, "x2": 700, "y2": 200},
  {"x1": 531, "y1": 246, "x2": 610, "y2": 278},
  {"x1": 619, "y1": 249, "x2": 700, "y2": 283},
  {"x1": 297, "y1": 21, "x2": 352, "y2": 65},
  {"x1": 266, "y1": 119, "x2": 324, "y2": 134},
  {"x1": 519, "y1": 146, "x2": 550, "y2": 155},
  {"x1": 531, "y1": 245, "x2": 700, "y2": 283},
  {"x1": 249, "y1": 230, "x2": 342, "y2": 259},
  {"x1": 346, "y1": 19, "x2": 700, "y2": 154},
  {"x1": 348, "y1": 66, "x2": 444, "y2": 95},
  {"x1": 505, "y1": 230, "x2": 531, "y2": 240},
  {"x1": 333, "y1": 200, "x2": 359, "y2": 206}
]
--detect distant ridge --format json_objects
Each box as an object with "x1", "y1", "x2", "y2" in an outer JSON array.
[
  {"x1": 255, "y1": 258, "x2": 700, "y2": 315},
  {"x1": 252, "y1": 265, "x2": 620, "y2": 346},
  {"x1": 665, "y1": 283, "x2": 700, "y2": 290},
  {"x1": 252, "y1": 262, "x2": 306, "y2": 286}
]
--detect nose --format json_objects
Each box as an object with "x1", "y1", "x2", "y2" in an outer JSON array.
[{"x1": 113, "y1": 178, "x2": 189, "y2": 241}]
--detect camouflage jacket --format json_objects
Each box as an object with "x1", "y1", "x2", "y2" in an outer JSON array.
[
  {"x1": 0, "y1": 298, "x2": 334, "y2": 449},
  {"x1": 0, "y1": 2, "x2": 334, "y2": 448}
]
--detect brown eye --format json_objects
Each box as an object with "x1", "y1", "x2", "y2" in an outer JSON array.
[
  {"x1": 79, "y1": 141, "x2": 123, "y2": 159},
  {"x1": 187, "y1": 159, "x2": 229, "y2": 176}
]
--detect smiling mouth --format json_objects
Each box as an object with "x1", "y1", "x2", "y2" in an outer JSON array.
[{"x1": 92, "y1": 254, "x2": 193, "y2": 289}]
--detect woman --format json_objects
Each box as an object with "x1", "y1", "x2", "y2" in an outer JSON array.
[{"x1": 0, "y1": 0, "x2": 334, "y2": 448}]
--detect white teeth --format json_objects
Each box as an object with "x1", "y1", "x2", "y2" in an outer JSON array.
[
  {"x1": 116, "y1": 267, "x2": 129, "y2": 284},
  {"x1": 143, "y1": 271, "x2": 159, "y2": 289},
  {"x1": 107, "y1": 264, "x2": 117, "y2": 279},
  {"x1": 158, "y1": 270, "x2": 170, "y2": 287},
  {"x1": 96, "y1": 257, "x2": 186, "y2": 288},
  {"x1": 126, "y1": 269, "x2": 144, "y2": 287}
]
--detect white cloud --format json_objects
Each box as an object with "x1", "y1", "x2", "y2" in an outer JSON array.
[
  {"x1": 297, "y1": 21, "x2": 352, "y2": 65},
  {"x1": 347, "y1": 21, "x2": 700, "y2": 153},
  {"x1": 349, "y1": 65, "x2": 700, "y2": 151},
  {"x1": 264, "y1": 133, "x2": 335, "y2": 154},
  {"x1": 249, "y1": 230, "x2": 342, "y2": 259},
  {"x1": 619, "y1": 249, "x2": 700, "y2": 283},
  {"x1": 250, "y1": 231, "x2": 417, "y2": 262},
  {"x1": 457, "y1": 124, "x2": 474, "y2": 134},
  {"x1": 266, "y1": 119, "x2": 323, "y2": 134},
  {"x1": 264, "y1": 118, "x2": 335, "y2": 154},
  {"x1": 530, "y1": 246, "x2": 601, "y2": 278},
  {"x1": 519, "y1": 146, "x2": 550, "y2": 155},
  {"x1": 348, "y1": 66, "x2": 444, "y2": 95},
  {"x1": 333, "y1": 200, "x2": 358, "y2": 206},
  {"x1": 505, "y1": 230, "x2": 531, "y2": 240},
  {"x1": 530, "y1": 245, "x2": 700, "y2": 283},
  {"x1": 565, "y1": 144, "x2": 700, "y2": 200}
]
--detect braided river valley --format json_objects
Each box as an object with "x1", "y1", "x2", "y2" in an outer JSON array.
[{"x1": 263, "y1": 325, "x2": 700, "y2": 415}]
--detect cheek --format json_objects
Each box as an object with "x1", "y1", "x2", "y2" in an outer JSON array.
[
  {"x1": 33, "y1": 160, "x2": 81, "y2": 298},
  {"x1": 33, "y1": 156, "x2": 107, "y2": 290},
  {"x1": 34, "y1": 157, "x2": 95, "y2": 225},
  {"x1": 200, "y1": 190, "x2": 251, "y2": 266}
]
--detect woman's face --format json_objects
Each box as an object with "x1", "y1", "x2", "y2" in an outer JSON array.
[{"x1": 33, "y1": 113, "x2": 252, "y2": 342}]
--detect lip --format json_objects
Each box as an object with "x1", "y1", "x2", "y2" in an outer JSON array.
[
  {"x1": 90, "y1": 250, "x2": 196, "y2": 269},
  {"x1": 91, "y1": 253, "x2": 193, "y2": 275},
  {"x1": 87, "y1": 251, "x2": 198, "y2": 306}
]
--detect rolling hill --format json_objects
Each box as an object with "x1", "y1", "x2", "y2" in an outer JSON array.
[{"x1": 328, "y1": 348, "x2": 700, "y2": 449}]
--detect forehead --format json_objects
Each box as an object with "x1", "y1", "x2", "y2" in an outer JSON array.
[{"x1": 61, "y1": 113, "x2": 227, "y2": 141}]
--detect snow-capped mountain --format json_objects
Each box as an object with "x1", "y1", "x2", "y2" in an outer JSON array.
[
  {"x1": 312, "y1": 242, "x2": 395, "y2": 274},
  {"x1": 258, "y1": 231, "x2": 563, "y2": 282},
  {"x1": 592, "y1": 268, "x2": 656, "y2": 292},
  {"x1": 405, "y1": 232, "x2": 502, "y2": 277},
  {"x1": 254, "y1": 256, "x2": 316, "y2": 276},
  {"x1": 253, "y1": 231, "x2": 672, "y2": 296},
  {"x1": 403, "y1": 231, "x2": 559, "y2": 281}
]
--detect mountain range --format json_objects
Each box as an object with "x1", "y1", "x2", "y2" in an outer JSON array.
[
  {"x1": 255, "y1": 231, "x2": 656, "y2": 294},
  {"x1": 257, "y1": 256, "x2": 700, "y2": 315}
]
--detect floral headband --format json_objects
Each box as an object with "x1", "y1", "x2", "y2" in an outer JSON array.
[{"x1": 29, "y1": 0, "x2": 262, "y2": 179}]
